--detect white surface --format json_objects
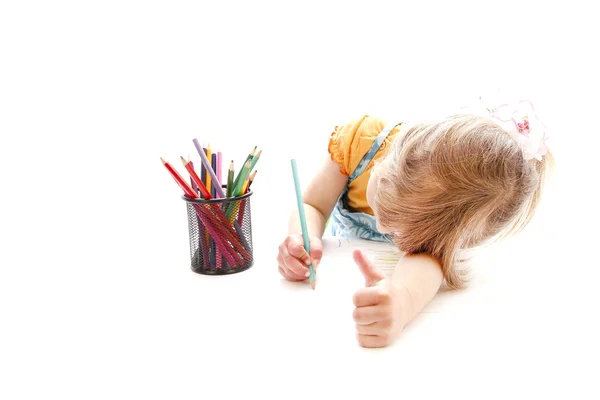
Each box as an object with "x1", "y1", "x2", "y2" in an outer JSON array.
[{"x1": 1, "y1": 1, "x2": 599, "y2": 399}]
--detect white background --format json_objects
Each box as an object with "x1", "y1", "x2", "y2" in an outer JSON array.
[{"x1": 1, "y1": 1, "x2": 599, "y2": 399}]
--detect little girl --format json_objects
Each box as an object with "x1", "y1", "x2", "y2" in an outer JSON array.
[{"x1": 276, "y1": 99, "x2": 553, "y2": 348}]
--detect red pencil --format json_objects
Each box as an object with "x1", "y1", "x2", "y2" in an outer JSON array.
[
  {"x1": 161, "y1": 157, "x2": 198, "y2": 198},
  {"x1": 188, "y1": 156, "x2": 199, "y2": 194},
  {"x1": 181, "y1": 156, "x2": 212, "y2": 199}
]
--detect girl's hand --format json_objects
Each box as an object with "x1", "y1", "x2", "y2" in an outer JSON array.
[
  {"x1": 277, "y1": 235, "x2": 323, "y2": 282},
  {"x1": 352, "y1": 249, "x2": 403, "y2": 348}
]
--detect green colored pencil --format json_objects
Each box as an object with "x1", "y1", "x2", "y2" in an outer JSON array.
[
  {"x1": 226, "y1": 160, "x2": 234, "y2": 197},
  {"x1": 232, "y1": 146, "x2": 256, "y2": 191},
  {"x1": 290, "y1": 159, "x2": 316, "y2": 290},
  {"x1": 232, "y1": 160, "x2": 252, "y2": 197},
  {"x1": 249, "y1": 149, "x2": 262, "y2": 172}
]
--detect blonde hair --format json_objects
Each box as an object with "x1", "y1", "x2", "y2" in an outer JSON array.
[{"x1": 373, "y1": 114, "x2": 554, "y2": 289}]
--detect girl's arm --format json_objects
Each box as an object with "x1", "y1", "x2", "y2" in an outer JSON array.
[
  {"x1": 392, "y1": 254, "x2": 444, "y2": 331},
  {"x1": 353, "y1": 250, "x2": 444, "y2": 348},
  {"x1": 287, "y1": 157, "x2": 347, "y2": 238},
  {"x1": 278, "y1": 157, "x2": 347, "y2": 281}
]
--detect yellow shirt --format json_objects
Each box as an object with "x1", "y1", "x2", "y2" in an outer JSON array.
[{"x1": 328, "y1": 114, "x2": 404, "y2": 215}]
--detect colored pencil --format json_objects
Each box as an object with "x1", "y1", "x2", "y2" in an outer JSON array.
[
  {"x1": 211, "y1": 152, "x2": 217, "y2": 198},
  {"x1": 232, "y1": 146, "x2": 256, "y2": 192},
  {"x1": 247, "y1": 170, "x2": 257, "y2": 191},
  {"x1": 181, "y1": 156, "x2": 212, "y2": 199},
  {"x1": 192, "y1": 139, "x2": 226, "y2": 198},
  {"x1": 232, "y1": 160, "x2": 252, "y2": 197},
  {"x1": 240, "y1": 176, "x2": 250, "y2": 195},
  {"x1": 216, "y1": 151, "x2": 223, "y2": 197},
  {"x1": 200, "y1": 145, "x2": 207, "y2": 187},
  {"x1": 206, "y1": 145, "x2": 212, "y2": 196},
  {"x1": 161, "y1": 157, "x2": 198, "y2": 199},
  {"x1": 216, "y1": 247, "x2": 222, "y2": 269},
  {"x1": 237, "y1": 171, "x2": 256, "y2": 226},
  {"x1": 249, "y1": 149, "x2": 262, "y2": 172},
  {"x1": 188, "y1": 157, "x2": 199, "y2": 194},
  {"x1": 226, "y1": 161, "x2": 234, "y2": 198},
  {"x1": 181, "y1": 156, "x2": 215, "y2": 260},
  {"x1": 290, "y1": 159, "x2": 316, "y2": 290}
]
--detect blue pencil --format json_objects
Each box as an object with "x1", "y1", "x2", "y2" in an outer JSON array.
[
  {"x1": 200, "y1": 145, "x2": 207, "y2": 188},
  {"x1": 290, "y1": 159, "x2": 316, "y2": 290}
]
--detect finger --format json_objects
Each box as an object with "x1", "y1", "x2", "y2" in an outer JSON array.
[
  {"x1": 355, "y1": 320, "x2": 392, "y2": 336},
  {"x1": 352, "y1": 287, "x2": 389, "y2": 307},
  {"x1": 356, "y1": 333, "x2": 393, "y2": 348},
  {"x1": 309, "y1": 238, "x2": 323, "y2": 268},
  {"x1": 286, "y1": 236, "x2": 311, "y2": 266},
  {"x1": 353, "y1": 305, "x2": 391, "y2": 325},
  {"x1": 278, "y1": 266, "x2": 304, "y2": 282},
  {"x1": 353, "y1": 248, "x2": 386, "y2": 287},
  {"x1": 282, "y1": 250, "x2": 311, "y2": 278},
  {"x1": 278, "y1": 253, "x2": 307, "y2": 280}
]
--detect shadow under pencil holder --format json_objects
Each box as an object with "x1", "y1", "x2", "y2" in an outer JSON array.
[{"x1": 182, "y1": 188, "x2": 254, "y2": 275}]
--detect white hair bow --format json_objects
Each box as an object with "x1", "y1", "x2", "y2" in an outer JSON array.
[{"x1": 487, "y1": 100, "x2": 549, "y2": 161}]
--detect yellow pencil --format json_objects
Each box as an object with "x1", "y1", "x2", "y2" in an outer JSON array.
[
  {"x1": 240, "y1": 176, "x2": 250, "y2": 195},
  {"x1": 206, "y1": 144, "x2": 212, "y2": 195}
]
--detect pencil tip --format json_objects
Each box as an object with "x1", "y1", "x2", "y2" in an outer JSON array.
[
  {"x1": 310, "y1": 280, "x2": 316, "y2": 290},
  {"x1": 160, "y1": 157, "x2": 166, "y2": 164}
]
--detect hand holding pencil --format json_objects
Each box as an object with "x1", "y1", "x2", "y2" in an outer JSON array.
[
  {"x1": 286, "y1": 159, "x2": 320, "y2": 289},
  {"x1": 277, "y1": 235, "x2": 323, "y2": 284}
]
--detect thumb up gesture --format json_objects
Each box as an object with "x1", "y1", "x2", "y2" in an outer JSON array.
[{"x1": 352, "y1": 249, "x2": 402, "y2": 348}]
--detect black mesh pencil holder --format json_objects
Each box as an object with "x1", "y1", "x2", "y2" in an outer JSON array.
[{"x1": 182, "y1": 188, "x2": 254, "y2": 275}]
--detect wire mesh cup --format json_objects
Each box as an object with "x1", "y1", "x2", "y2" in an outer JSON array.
[{"x1": 182, "y1": 188, "x2": 254, "y2": 275}]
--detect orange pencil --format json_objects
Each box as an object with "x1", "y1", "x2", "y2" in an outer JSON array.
[
  {"x1": 247, "y1": 170, "x2": 257, "y2": 192},
  {"x1": 181, "y1": 156, "x2": 212, "y2": 199},
  {"x1": 206, "y1": 145, "x2": 212, "y2": 196}
]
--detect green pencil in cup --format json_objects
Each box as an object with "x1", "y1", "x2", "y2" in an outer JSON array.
[
  {"x1": 232, "y1": 159, "x2": 252, "y2": 198},
  {"x1": 290, "y1": 159, "x2": 316, "y2": 290},
  {"x1": 232, "y1": 146, "x2": 256, "y2": 192},
  {"x1": 227, "y1": 160, "x2": 234, "y2": 198}
]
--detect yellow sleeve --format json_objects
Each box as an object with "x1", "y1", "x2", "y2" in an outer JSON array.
[{"x1": 327, "y1": 114, "x2": 387, "y2": 176}]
